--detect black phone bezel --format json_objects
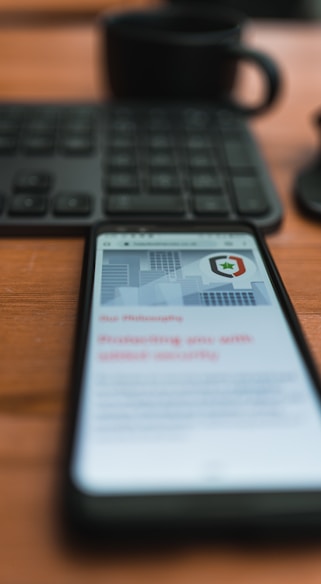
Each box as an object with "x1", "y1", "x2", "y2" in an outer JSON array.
[{"x1": 63, "y1": 221, "x2": 321, "y2": 536}]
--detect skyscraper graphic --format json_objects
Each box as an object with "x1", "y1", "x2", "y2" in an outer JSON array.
[
  {"x1": 149, "y1": 251, "x2": 182, "y2": 279},
  {"x1": 101, "y1": 264, "x2": 129, "y2": 304},
  {"x1": 181, "y1": 276, "x2": 203, "y2": 305},
  {"x1": 200, "y1": 290, "x2": 256, "y2": 306}
]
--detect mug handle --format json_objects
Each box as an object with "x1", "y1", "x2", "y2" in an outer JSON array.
[{"x1": 223, "y1": 45, "x2": 281, "y2": 116}]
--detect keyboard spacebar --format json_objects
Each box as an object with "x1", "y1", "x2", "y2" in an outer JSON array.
[{"x1": 106, "y1": 195, "x2": 185, "y2": 215}]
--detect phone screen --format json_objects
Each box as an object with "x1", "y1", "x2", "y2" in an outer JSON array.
[{"x1": 71, "y1": 228, "x2": 321, "y2": 496}]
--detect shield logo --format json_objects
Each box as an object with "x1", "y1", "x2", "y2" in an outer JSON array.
[{"x1": 209, "y1": 255, "x2": 246, "y2": 278}]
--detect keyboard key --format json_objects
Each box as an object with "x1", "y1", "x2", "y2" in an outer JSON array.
[
  {"x1": 186, "y1": 135, "x2": 211, "y2": 150},
  {"x1": 54, "y1": 193, "x2": 92, "y2": 216},
  {"x1": 105, "y1": 172, "x2": 139, "y2": 193},
  {"x1": 0, "y1": 135, "x2": 16, "y2": 154},
  {"x1": 217, "y1": 110, "x2": 244, "y2": 132},
  {"x1": 9, "y1": 194, "x2": 47, "y2": 215},
  {"x1": 148, "y1": 152, "x2": 175, "y2": 168},
  {"x1": 149, "y1": 172, "x2": 179, "y2": 193},
  {"x1": 181, "y1": 108, "x2": 209, "y2": 130},
  {"x1": 24, "y1": 119, "x2": 55, "y2": 135},
  {"x1": 233, "y1": 176, "x2": 269, "y2": 215},
  {"x1": 105, "y1": 136, "x2": 136, "y2": 150},
  {"x1": 60, "y1": 136, "x2": 93, "y2": 155},
  {"x1": 21, "y1": 135, "x2": 54, "y2": 155},
  {"x1": 189, "y1": 152, "x2": 213, "y2": 169},
  {"x1": 191, "y1": 172, "x2": 224, "y2": 193},
  {"x1": 224, "y1": 141, "x2": 255, "y2": 170},
  {"x1": 0, "y1": 119, "x2": 19, "y2": 134},
  {"x1": 147, "y1": 117, "x2": 170, "y2": 132},
  {"x1": 106, "y1": 152, "x2": 136, "y2": 169},
  {"x1": 24, "y1": 107, "x2": 57, "y2": 120},
  {"x1": 148, "y1": 135, "x2": 172, "y2": 149},
  {"x1": 106, "y1": 195, "x2": 185, "y2": 215},
  {"x1": 109, "y1": 119, "x2": 136, "y2": 134},
  {"x1": 194, "y1": 195, "x2": 229, "y2": 215},
  {"x1": 63, "y1": 106, "x2": 95, "y2": 120},
  {"x1": 61, "y1": 120, "x2": 94, "y2": 136},
  {"x1": 14, "y1": 171, "x2": 52, "y2": 194}
]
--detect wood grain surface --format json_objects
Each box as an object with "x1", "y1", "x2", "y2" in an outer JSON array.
[
  {"x1": 0, "y1": 0, "x2": 155, "y2": 16},
  {"x1": 1, "y1": 12, "x2": 321, "y2": 584}
]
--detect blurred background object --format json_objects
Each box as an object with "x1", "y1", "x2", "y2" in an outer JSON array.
[{"x1": 169, "y1": 0, "x2": 321, "y2": 19}]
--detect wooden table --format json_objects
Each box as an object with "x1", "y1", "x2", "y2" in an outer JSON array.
[{"x1": 1, "y1": 13, "x2": 321, "y2": 584}]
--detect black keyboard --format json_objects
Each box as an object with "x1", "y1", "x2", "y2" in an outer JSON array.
[{"x1": 0, "y1": 101, "x2": 282, "y2": 234}]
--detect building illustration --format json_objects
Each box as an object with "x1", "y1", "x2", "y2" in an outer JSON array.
[{"x1": 100, "y1": 249, "x2": 270, "y2": 307}]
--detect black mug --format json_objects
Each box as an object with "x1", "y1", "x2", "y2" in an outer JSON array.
[{"x1": 100, "y1": 4, "x2": 281, "y2": 116}]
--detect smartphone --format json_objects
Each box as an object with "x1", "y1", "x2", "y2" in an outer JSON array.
[{"x1": 64, "y1": 222, "x2": 321, "y2": 534}]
